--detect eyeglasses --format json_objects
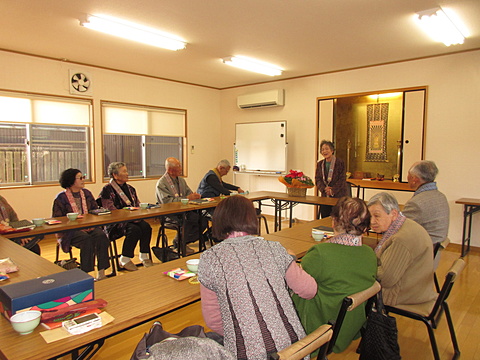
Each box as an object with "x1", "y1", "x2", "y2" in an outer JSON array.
[{"x1": 76, "y1": 176, "x2": 86, "y2": 180}]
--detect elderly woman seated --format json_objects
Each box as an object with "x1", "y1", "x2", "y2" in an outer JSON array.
[
  {"x1": 98, "y1": 162, "x2": 153, "y2": 271},
  {"x1": 198, "y1": 195, "x2": 317, "y2": 359},
  {"x1": 0, "y1": 195, "x2": 41, "y2": 255},
  {"x1": 53, "y1": 168, "x2": 110, "y2": 280},
  {"x1": 293, "y1": 197, "x2": 377, "y2": 353},
  {"x1": 367, "y1": 192, "x2": 436, "y2": 306}
]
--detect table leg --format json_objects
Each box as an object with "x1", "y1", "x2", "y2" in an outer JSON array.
[
  {"x1": 289, "y1": 201, "x2": 294, "y2": 228},
  {"x1": 274, "y1": 199, "x2": 279, "y2": 232},
  {"x1": 461, "y1": 204, "x2": 480, "y2": 257},
  {"x1": 69, "y1": 338, "x2": 105, "y2": 360},
  {"x1": 179, "y1": 212, "x2": 187, "y2": 257}
]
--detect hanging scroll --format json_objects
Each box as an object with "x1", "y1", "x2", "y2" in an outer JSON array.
[{"x1": 366, "y1": 103, "x2": 389, "y2": 162}]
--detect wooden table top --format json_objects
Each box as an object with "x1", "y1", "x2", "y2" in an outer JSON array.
[
  {"x1": 455, "y1": 198, "x2": 480, "y2": 206},
  {"x1": 2, "y1": 192, "x2": 272, "y2": 241},
  {"x1": 262, "y1": 233, "x2": 316, "y2": 259},
  {"x1": 2, "y1": 201, "x2": 208, "y2": 240},
  {"x1": 347, "y1": 179, "x2": 413, "y2": 192},
  {"x1": 0, "y1": 254, "x2": 202, "y2": 360},
  {"x1": 2, "y1": 191, "x2": 334, "y2": 241},
  {"x1": 0, "y1": 236, "x2": 64, "y2": 285},
  {"x1": 249, "y1": 191, "x2": 338, "y2": 206},
  {"x1": 269, "y1": 217, "x2": 379, "y2": 250}
]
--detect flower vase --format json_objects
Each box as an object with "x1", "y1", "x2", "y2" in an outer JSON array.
[{"x1": 287, "y1": 187, "x2": 307, "y2": 197}]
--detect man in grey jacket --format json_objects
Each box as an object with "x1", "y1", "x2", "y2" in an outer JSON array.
[
  {"x1": 156, "y1": 157, "x2": 204, "y2": 254},
  {"x1": 403, "y1": 160, "x2": 449, "y2": 265}
]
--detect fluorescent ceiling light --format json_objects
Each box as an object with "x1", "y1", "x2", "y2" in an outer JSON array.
[
  {"x1": 415, "y1": 7, "x2": 466, "y2": 46},
  {"x1": 80, "y1": 14, "x2": 186, "y2": 51},
  {"x1": 368, "y1": 93, "x2": 402, "y2": 100},
  {"x1": 222, "y1": 56, "x2": 283, "y2": 76}
]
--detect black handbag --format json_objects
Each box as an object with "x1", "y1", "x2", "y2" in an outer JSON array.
[
  {"x1": 131, "y1": 322, "x2": 208, "y2": 360},
  {"x1": 131, "y1": 322, "x2": 226, "y2": 360},
  {"x1": 359, "y1": 290, "x2": 401, "y2": 360}
]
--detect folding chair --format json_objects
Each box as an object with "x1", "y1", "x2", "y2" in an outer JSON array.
[
  {"x1": 385, "y1": 258, "x2": 466, "y2": 360},
  {"x1": 328, "y1": 281, "x2": 382, "y2": 355},
  {"x1": 55, "y1": 242, "x2": 77, "y2": 269},
  {"x1": 152, "y1": 216, "x2": 181, "y2": 262},
  {"x1": 256, "y1": 208, "x2": 270, "y2": 235},
  {"x1": 269, "y1": 324, "x2": 333, "y2": 360},
  {"x1": 433, "y1": 238, "x2": 450, "y2": 292}
]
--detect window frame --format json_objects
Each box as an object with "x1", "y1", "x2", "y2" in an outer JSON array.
[
  {"x1": 100, "y1": 100, "x2": 187, "y2": 181},
  {"x1": 0, "y1": 90, "x2": 93, "y2": 188}
]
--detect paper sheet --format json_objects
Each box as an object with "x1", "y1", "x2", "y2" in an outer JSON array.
[{"x1": 40, "y1": 311, "x2": 114, "y2": 343}]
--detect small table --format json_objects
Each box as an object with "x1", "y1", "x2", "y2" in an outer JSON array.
[
  {"x1": 455, "y1": 198, "x2": 480, "y2": 256},
  {"x1": 245, "y1": 191, "x2": 338, "y2": 231},
  {"x1": 348, "y1": 179, "x2": 413, "y2": 199}
]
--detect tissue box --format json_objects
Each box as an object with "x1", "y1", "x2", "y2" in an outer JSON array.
[{"x1": 0, "y1": 268, "x2": 94, "y2": 319}]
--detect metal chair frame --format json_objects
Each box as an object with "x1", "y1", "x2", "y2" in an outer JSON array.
[
  {"x1": 328, "y1": 281, "x2": 382, "y2": 355},
  {"x1": 385, "y1": 258, "x2": 465, "y2": 360},
  {"x1": 269, "y1": 324, "x2": 333, "y2": 360}
]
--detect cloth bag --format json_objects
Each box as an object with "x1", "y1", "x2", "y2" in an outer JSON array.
[
  {"x1": 359, "y1": 290, "x2": 401, "y2": 360},
  {"x1": 131, "y1": 322, "x2": 208, "y2": 360}
]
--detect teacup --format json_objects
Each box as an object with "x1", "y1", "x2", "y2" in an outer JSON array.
[
  {"x1": 181, "y1": 199, "x2": 189, "y2": 205},
  {"x1": 32, "y1": 218, "x2": 45, "y2": 226},
  {"x1": 67, "y1": 212, "x2": 79, "y2": 221},
  {"x1": 312, "y1": 230, "x2": 325, "y2": 241},
  {"x1": 186, "y1": 259, "x2": 200, "y2": 273},
  {"x1": 140, "y1": 203, "x2": 149, "y2": 209},
  {"x1": 230, "y1": 191, "x2": 238, "y2": 196},
  {"x1": 10, "y1": 310, "x2": 41, "y2": 335}
]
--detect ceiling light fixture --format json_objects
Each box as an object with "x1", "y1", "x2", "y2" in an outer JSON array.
[
  {"x1": 222, "y1": 56, "x2": 283, "y2": 76},
  {"x1": 80, "y1": 14, "x2": 186, "y2": 51},
  {"x1": 415, "y1": 7, "x2": 466, "y2": 46}
]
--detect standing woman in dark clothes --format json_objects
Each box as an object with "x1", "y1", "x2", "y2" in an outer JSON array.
[{"x1": 315, "y1": 140, "x2": 348, "y2": 218}]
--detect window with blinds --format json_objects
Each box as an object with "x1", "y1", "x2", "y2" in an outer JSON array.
[
  {"x1": 101, "y1": 102, "x2": 186, "y2": 178},
  {"x1": 0, "y1": 93, "x2": 92, "y2": 186}
]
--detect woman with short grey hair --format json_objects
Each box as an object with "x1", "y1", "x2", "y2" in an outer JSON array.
[
  {"x1": 98, "y1": 162, "x2": 153, "y2": 271},
  {"x1": 108, "y1": 161, "x2": 126, "y2": 178}
]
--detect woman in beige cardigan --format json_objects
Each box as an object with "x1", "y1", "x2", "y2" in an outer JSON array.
[{"x1": 367, "y1": 192, "x2": 436, "y2": 306}]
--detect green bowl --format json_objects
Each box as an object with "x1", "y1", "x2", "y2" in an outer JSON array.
[{"x1": 10, "y1": 310, "x2": 41, "y2": 335}]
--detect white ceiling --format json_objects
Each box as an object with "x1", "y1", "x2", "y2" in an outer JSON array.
[{"x1": 1, "y1": 0, "x2": 479, "y2": 89}]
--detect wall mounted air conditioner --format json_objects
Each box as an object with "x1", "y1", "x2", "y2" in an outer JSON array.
[{"x1": 237, "y1": 89, "x2": 284, "y2": 109}]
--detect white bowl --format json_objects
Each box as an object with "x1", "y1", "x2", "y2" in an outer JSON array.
[
  {"x1": 10, "y1": 310, "x2": 41, "y2": 335},
  {"x1": 312, "y1": 230, "x2": 325, "y2": 241},
  {"x1": 140, "y1": 203, "x2": 149, "y2": 209},
  {"x1": 186, "y1": 259, "x2": 200, "y2": 273},
  {"x1": 181, "y1": 199, "x2": 189, "y2": 205},
  {"x1": 67, "y1": 212, "x2": 79, "y2": 221}
]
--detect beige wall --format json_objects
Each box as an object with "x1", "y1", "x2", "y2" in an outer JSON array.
[
  {"x1": 2, "y1": 49, "x2": 480, "y2": 247},
  {"x1": 0, "y1": 51, "x2": 221, "y2": 219},
  {"x1": 219, "y1": 50, "x2": 480, "y2": 246}
]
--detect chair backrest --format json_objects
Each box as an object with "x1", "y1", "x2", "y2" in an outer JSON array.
[
  {"x1": 429, "y1": 257, "x2": 466, "y2": 319},
  {"x1": 328, "y1": 281, "x2": 381, "y2": 354},
  {"x1": 270, "y1": 324, "x2": 333, "y2": 360}
]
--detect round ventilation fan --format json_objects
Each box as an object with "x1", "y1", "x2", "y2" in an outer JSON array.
[{"x1": 71, "y1": 73, "x2": 91, "y2": 93}]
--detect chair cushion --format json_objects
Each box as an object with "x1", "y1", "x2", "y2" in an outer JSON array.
[{"x1": 392, "y1": 299, "x2": 436, "y2": 317}]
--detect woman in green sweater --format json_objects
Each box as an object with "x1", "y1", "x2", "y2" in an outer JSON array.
[{"x1": 293, "y1": 197, "x2": 377, "y2": 353}]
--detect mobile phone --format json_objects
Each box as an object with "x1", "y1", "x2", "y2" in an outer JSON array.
[{"x1": 62, "y1": 313, "x2": 102, "y2": 335}]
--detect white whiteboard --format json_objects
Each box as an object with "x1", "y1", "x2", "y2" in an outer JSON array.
[{"x1": 234, "y1": 121, "x2": 287, "y2": 173}]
